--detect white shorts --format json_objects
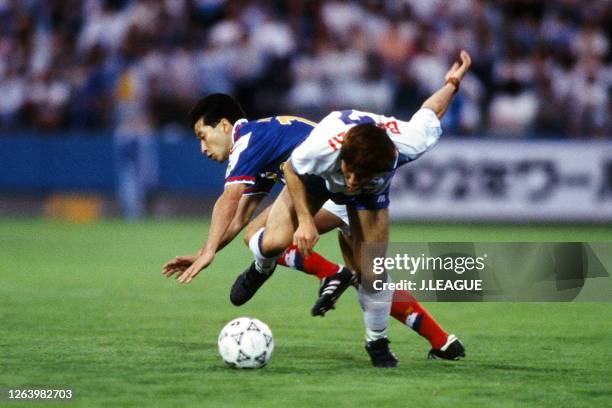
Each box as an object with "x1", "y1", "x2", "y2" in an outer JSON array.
[{"x1": 321, "y1": 200, "x2": 351, "y2": 236}]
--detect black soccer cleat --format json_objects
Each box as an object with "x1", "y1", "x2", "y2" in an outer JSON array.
[
  {"x1": 230, "y1": 261, "x2": 275, "y2": 306},
  {"x1": 428, "y1": 334, "x2": 466, "y2": 360},
  {"x1": 311, "y1": 267, "x2": 356, "y2": 316},
  {"x1": 365, "y1": 338, "x2": 399, "y2": 368}
]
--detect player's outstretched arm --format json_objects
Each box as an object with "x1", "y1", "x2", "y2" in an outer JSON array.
[
  {"x1": 217, "y1": 193, "x2": 266, "y2": 250},
  {"x1": 162, "y1": 189, "x2": 260, "y2": 280},
  {"x1": 163, "y1": 188, "x2": 263, "y2": 278},
  {"x1": 284, "y1": 161, "x2": 319, "y2": 257},
  {"x1": 178, "y1": 183, "x2": 245, "y2": 283},
  {"x1": 421, "y1": 50, "x2": 471, "y2": 119},
  {"x1": 163, "y1": 183, "x2": 245, "y2": 283}
]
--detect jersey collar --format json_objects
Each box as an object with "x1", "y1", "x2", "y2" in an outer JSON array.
[{"x1": 231, "y1": 118, "x2": 248, "y2": 146}]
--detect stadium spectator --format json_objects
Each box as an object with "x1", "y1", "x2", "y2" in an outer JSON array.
[
  {"x1": 0, "y1": 66, "x2": 26, "y2": 129},
  {"x1": 0, "y1": 0, "x2": 609, "y2": 138}
]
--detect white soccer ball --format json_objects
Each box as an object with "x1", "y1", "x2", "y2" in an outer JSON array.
[{"x1": 218, "y1": 317, "x2": 274, "y2": 368}]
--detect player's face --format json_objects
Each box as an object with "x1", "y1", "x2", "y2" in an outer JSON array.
[
  {"x1": 340, "y1": 161, "x2": 374, "y2": 192},
  {"x1": 194, "y1": 118, "x2": 232, "y2": 162}
]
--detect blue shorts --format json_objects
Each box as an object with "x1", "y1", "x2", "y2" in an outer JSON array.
[{"x1": 299, "y1": 174, "x2": 390, "y2": 211}]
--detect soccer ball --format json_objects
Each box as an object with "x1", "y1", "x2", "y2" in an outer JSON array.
[{"x1": 218, "y1": 317, "x2": 274, "y2": 368}]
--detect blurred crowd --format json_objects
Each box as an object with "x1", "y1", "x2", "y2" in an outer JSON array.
[{"x1": 0, "y1": 0, "x2": 610, "y2": 138}]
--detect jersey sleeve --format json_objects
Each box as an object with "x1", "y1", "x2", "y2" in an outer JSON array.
[
  {"x1": 391, "y1": 108, "x2": 442, "y2": 160},
  {"x1": 290, "y1": 113, "x2": 342, "y2": 176},
  {"x1": 225, "y1": 132, "x2": 267, "y2": 186}
]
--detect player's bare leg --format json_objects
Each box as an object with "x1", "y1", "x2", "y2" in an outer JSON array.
[
  {"x1": 277, "y1": 209, "x2": 348, "y2": 282},
  {"x1": 308, "y1": 209, "x2": 356, "y2": 316},
  {"x1": 338, "y1": 228, "x2": 463, "y2": 356},
  {"x1": 244, "y1": 204, "x2": 344, "y2": 279},
  {"x1": 344, "y1": 206, "x2": 398, "y2": 367},
  {"x1": 243, "y1": 206, "x2": 272, "y2": 245},
  {"x1": 337, "y1": 230, "x2": 359, "y2": 276},
  {"x1": 230, "y1": 188, "x2": 326, "y2": 306},
  {"x1": 273, "y1": 204, "x2": 464, "y2": 358},
  {"x1": 314, "y1": 209, "x2": 345, "y2": 234},
  {"x1": 338, "y1": 212, "x2": 464, "y2": 360}
]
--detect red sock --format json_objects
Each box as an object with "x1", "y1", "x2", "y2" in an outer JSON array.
[
  {"x1": 276, "y1": 244, "x2": 340, "y2": 279},
  {"x1": 391, "y1": 290, "x2": 449, "y2": 349}
]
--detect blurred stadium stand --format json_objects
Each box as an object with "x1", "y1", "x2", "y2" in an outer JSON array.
[
  {"x1": 0, "y1": 0, "x2": 610, "y2": 221},
  {"x1": 0, "y1": 0, "x2": 609, "y2": 136}
]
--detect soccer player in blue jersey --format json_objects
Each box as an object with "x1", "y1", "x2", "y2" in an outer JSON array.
[
  {"x1": 162, "y1": 94, "x2": 355, "y2": 310},
  {"x1": 232, "y1": 50, "x2": 472, "y2": 366}
]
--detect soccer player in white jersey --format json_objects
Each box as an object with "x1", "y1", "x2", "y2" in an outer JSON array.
[{"x1": 232, "y1": 51, "x2": 472, "y2": 367}]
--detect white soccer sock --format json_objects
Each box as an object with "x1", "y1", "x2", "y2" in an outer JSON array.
[
  {"x1": 248, "y1": 228, "x2": 277, "y2": 274},
  {"x1": 359, "y1": 274, "x2": 393, "y2": 343}
]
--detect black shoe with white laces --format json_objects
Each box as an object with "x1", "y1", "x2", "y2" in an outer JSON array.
[
  {"x1": 428, "y1": 334, "x2": 466, "y2": 360},
  {"x1": 311, "y1": 267, "x2": 355, "y2": 316},
  {"x1": 365, "y1": 338, "x2": 399, "y2": 368},
  {"x1": 230, "y1": 261, "x2": 275, "y2": 306}
]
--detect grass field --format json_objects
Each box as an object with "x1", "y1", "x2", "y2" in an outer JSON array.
[{"x1": 1, "y1": 220, "x2": 611, "y2": 407}]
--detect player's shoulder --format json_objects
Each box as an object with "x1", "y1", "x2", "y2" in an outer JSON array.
[
  {"x1": 238, "y1": 119, "x2": 267, "y2": 136},
  {"x1": 238, "y1": 117, "x2": 298, "y2": 141},
  {"x1": 234, "y1": 119, "x2": 275, "y2": 145},
  {"x1": 321, "y1": 109, "x2": 376, "y2": 120},
  {"x1": 246, "y1": 116, "x2": 316, "y2": 129}
]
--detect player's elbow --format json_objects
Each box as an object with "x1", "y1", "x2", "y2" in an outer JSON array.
[{"x1": 222, "y1": 184, "x2": 245, "y2": 203}]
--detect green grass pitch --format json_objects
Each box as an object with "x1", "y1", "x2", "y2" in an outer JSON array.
[{"x1": 1, "y1": 220, "x2": 611, "y2": 407}]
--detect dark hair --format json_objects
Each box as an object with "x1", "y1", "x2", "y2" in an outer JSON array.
[
  {"x1": 188, "y1": 93, "x2": 246, "y2": 128},
  {"x1": 340, "y1": 123, "x2": 396, "y2": 177}
]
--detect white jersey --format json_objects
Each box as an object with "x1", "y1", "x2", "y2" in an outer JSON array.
[{"x1": 290, "y1": 108, "x2": 442, "y2": 195}]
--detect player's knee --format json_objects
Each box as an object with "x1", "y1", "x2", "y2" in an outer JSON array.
[
  {"x1": 361, "y1": 270, "x2": 390, "y2": 294},
  {"x1": 260, "y1": 231, "x2": 292, "y2": 257}
]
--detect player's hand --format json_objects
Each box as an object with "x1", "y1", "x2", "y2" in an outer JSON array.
[
  {"x1": 445, "y1": 50, "x2": 472, "y2": 83},
  {"x1": 162, "y1": 254, "x2": 198, "y2": 277},
  {"x1": 177, "y1": 250, "x2": 215, "y2": 283},
  {"x1": 294, "y1": 221, "x2": 319, "y2": 258}
]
